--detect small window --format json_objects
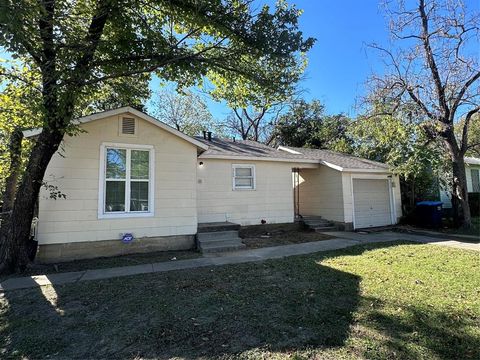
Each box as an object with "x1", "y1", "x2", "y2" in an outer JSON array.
[
  {"x1": 472, "y1": 169, "x2": 480, "y2": 192},
  {"x1": 121, "y1": 117, "x2": 136, "y2": 135},
  {"x1": 232, "y1": 165, "x2": 255, "y2": 190}
]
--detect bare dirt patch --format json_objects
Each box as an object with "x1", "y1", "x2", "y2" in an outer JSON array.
[{"x1": 239, "y1": 223, "x2": 334, "y2": 249}]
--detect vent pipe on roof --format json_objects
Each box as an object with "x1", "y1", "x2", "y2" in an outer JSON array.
[
  {"x1": 207, "y1": 131, "x2": 212, "y2": 141},
  {"x1": 202, "y1": 130, "x2": 207, "y2": 140}
]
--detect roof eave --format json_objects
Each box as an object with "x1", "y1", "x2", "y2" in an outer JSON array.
[
  {"x1": 198, "y1": 154, "x2": 320, "y2": 164},
  {"x1": 21, "y1": 106, "x2": 209, "y2": 151}
]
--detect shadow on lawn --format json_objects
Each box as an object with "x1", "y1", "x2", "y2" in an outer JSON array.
[
  {"x1": 1, "y1": 242, "x2": 476, "y2": 359},
  {"x1": 359, "y1": 297, "x2": 480, "y2": 359},
  {"x1": 1, "y1": 253, "x2": 361, "y2": 359}
]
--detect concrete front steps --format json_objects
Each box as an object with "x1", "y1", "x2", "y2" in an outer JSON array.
[
  {"x1": 197, "y1": 222, "x2": 246, "y2": 254},
  {"x1": 301, "y1": 215, "x2": 336, "y2": 232}
]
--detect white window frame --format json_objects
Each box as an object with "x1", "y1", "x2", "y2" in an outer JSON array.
[
  {"x1": 98, "y1": 142, "x2": 155, "y2": 219},
  {"x1": 472, "y1": 168, "x2": 480, "y2": 192},
  {"x1": 232, "y1": 164, "x2": 256, "y2": 190}
]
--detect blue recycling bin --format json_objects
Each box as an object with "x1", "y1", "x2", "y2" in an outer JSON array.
[{"x1": 416, "y1": 201, "x2": 443, "y2": 228}]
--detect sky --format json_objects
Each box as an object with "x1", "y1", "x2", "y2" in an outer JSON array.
[
  {"x1": 151, "y1": 0, "x2": 394, "y2": 120},
  {"x1": 161, "y1": 0, "x2": 477, "y2": 120},
  {"x1": 2, "y1": 0, "x2": 478, "y2": 119}
]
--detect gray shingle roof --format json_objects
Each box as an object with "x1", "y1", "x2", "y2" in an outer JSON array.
[
  {"x1": 195, "y1": 137, "x2": 316, "y2": 162},
  {"x1": 281, "y1": 146, "x2": 390, "y2": 170},
  {"x1": 196, "y1": 137, "x2": 390, "y2": 171}
]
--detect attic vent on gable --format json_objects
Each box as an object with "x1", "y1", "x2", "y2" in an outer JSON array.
[{"x1": 121, "y1": 117, "x2": 136, "y2": 135}]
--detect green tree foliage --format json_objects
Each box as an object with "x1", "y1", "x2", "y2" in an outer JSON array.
[
  {"x1": 350, "y1": 112, "x2": 449, "y2": 212},
  {"x1": 151, "y1": 87, "x2": 222, "y2": 137},
  {"x1": 456, "y1": 114, "x2": 480, "y2": 158},
  {"x1": 0, "y1": 62, "x2": 41, "y2": 200},
  {"x1": 368, "y1": 0, "x2": 479, "y2": 227},
  {"x1": 0, "y1": 0, "x2": 314, "y2": 272},
  {"x1": 275, "y1": 99, "x2": 353, "y2": 152}
]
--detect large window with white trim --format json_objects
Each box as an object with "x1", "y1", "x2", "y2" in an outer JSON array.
[
  {"x1": 232, "y1": 164, "x2": 255, "y2": 190},
  {"x1": 99, "y1": 144, "x2": 154, "y2": 218}
]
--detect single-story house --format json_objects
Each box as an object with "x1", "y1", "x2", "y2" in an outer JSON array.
[
  {"x1": 439, "y1": 157, "x2": 480, "y2": 208},
  {"x1": 24, "y1": 107, "x2": 402, "y2": 262}
]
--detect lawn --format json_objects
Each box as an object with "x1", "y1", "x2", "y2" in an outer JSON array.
[{"x1": 0, "y1": 242, "x2": 479, "y2": 359}]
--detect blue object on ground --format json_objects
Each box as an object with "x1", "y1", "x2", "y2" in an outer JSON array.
[{"x1": 416, "y1": 201, "x2": 443, "y2": 228}]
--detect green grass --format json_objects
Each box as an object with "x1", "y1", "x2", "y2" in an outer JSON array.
[{"x1": 1, "y1": 241, "x2": 479, "y2": 359}]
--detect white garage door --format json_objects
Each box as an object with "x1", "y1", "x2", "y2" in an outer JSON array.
[{"x1": 353, "y1": 179, "x2": 392, "y2": 229}]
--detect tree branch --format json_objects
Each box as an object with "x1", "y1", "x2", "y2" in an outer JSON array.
[
  {"x1": 461, "y1": 106, "x2": 480, "y2": 154},
  {"x1": 450, "y1": 71, "x2": 480, "y2": 122},
  {"x1": 418, "y1": 0, "x2": 449, "y2": 121}
]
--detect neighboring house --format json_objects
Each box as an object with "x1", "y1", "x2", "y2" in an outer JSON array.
[
  {"x1": 24, "y1": 107, "x2": 402, "y2": 262},
  {"x1": 439, "y1": 157, "x2": 480, "y2": 208}
]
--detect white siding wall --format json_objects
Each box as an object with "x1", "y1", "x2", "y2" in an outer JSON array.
[
  {"x1": 297, "y1": 166, "x2": 345, "y2": 222},
  {"x1": 37, "y1": 113, "x2": 199, "y2": 244},
  {"x1": 197, "y1": 159, "x2": 306, "y2": 225}
]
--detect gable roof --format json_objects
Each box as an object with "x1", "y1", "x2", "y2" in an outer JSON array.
[
  {"x1": 196, "y1": 137, "x2": 318, "y2": 163},
  {"x1": 278, "y1": 146, "x2": 390, "y2": 172},
  {"x1": 22, "y1": 106, "x2": 209, "y2": 151},
  {"x1": 196, "y1": 137, "x2": 391, "y2": 172}
]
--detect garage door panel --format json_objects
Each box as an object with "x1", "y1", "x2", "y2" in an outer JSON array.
[{"x1": 353, "y1": 179, "x2": 392, "y2": 229}]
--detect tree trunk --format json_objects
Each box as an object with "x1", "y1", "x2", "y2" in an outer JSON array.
[
  {"x1": 0, "y1": 126, "x2": 65, "y2": 273},
  {"x1": 450, "y1": 155, "x2": 471, "y2": 228},
  {"x1": 443, "y1": 128, "x2": 471, "y2": 228},
  {"x1": 2, "y1": 128, "x2": 24, "y2": 212}
]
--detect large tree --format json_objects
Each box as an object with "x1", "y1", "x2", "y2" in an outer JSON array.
[
  {"x1": 275, "y1": 99, "x2": 353, "y2": 152},
  {"x1": 368, "y1": 0, "x2": 479, "y2": 227},
  {"x1": 350, "y1": 109, "x2": 449, "y2": 214},
  {"x1": 0, "y1": 0, "x2": 314, "y2": 273},
  {"x1": 222, "y1": 103, "x2": 286, "y2": 144},
  {"x1": 151, "y1": 88, "x2": 221, "y2": 137}
]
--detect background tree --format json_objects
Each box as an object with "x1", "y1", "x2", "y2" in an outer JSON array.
[
  {"x1": 275, "y1": 99, "x2": 353, "y2": 152},
  {"x1": 208, "y1": 2, "x2": 310, "y2": 144},
  {"x1": 368, "y1": 0, "x2": 479, "y2": 227},
  {"x1": 0, "y1": 0, "x2": 314, "y2": 273},
  {"x1": 151, "y1": 88, "x2": 221, "y2": 137},
  {"x1": 456, "y1": 113, "x2": 480, "y2": 157},
  {"x1": 222, "y1": 102, "x2": 286, "y2": 144},
  {"x1": 350, "y1": 110, "x2": 448, "y2": 214},
  {"x1": 0, "y1": 62, "x2": 41, "y2": 210}
]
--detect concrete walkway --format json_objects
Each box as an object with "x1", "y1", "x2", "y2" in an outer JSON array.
[
  {"x1": 1, "y1": 231, "x2": 478, "y2": 292},
  {"x1": 322, "y1": 231, "x2": 480, "y2": 251}
]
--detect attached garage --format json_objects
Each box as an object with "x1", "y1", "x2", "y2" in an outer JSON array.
[{"x1": 352, "y1": 178, "x2": 393, "y2": 229}]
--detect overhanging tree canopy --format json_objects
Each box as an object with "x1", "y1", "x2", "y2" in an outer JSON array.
[{"x1": 0, "y1": 0, "x2": 315, "y2": 273}]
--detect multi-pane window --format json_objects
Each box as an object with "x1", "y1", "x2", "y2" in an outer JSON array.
[
  {"x1": 232, "y1": 165, "x2": 255, "y2": 190},
  {"x1": 472, "y1": 169, "x2": 480, "y2": 193},
  {"x1": 101, "y1": 145, "x2": 153, "y2": 217}
]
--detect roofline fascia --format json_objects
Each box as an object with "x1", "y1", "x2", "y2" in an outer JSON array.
[
  {"x1": 22, "y1": 106, "x2": 209, "y2": 151},
  {"x1": 198, "y1": 154, "x2": 320, "y2": 164},
  {"x1": 319, "y1": 161, "x2": 390, "y2": 173},
  {"x1": 277, "y1": 146, "x2": 302, "y2": 154}
]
